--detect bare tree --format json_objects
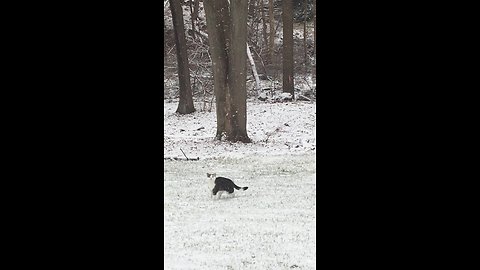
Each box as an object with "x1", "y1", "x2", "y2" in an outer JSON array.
[
  {"x1": 268, "y1": 0, "x2": 275, "y2": 63},
  {"x1": 282, "y1": 0, "x2": 294, "y2": 98},
  {"x1": 189, "y1": 0, "x2": 195, "y2": 39},
  {"x1": 268, "y1": 0, "x2": 274, "y2": 64},
  {"x1": 260, "y1": 0, "x2": 268, "y2": 54},
  {"x1": 204, "y1": 0, "x2": 251, "y2": 143},
  {"x1": 304, "y1": 0, "x2": 308, "y2": 74},
  {"x1": 248, "y1": 0, "x2": 256, "y2": 18},
  {"x1": 169, "y1": 0, "x2": 195, "y2": 114},
  {"x1": 313, "y1": 0, "x2": 316, "y2": 79}
]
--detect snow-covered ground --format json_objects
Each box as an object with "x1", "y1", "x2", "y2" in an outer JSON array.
[
  {"x1": 164, "y1": 154, "x2": 316, "y2": 269},
  {"x1": 164, "y1": 100, "x2": 316, "y2": 269},
  {"x1": 164, "y1": 101, "x2": 316, "y2": 159}
]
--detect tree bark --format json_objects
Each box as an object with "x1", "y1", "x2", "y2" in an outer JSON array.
[
  {"x1": 304, "y1": 0, "x2": 308, "y2": 74},
  {"x1": 204, "y1": 0, "x2": 230, "y2": 138},
  {"x1": 260, "y1": 0, "x2": 268, "y2": 55},
  {"x1": 193, "y1": 0, "x2": 200, "y2": 30},
  {"x1": 282, "y1": 0, "x2": 294, "y2": 98},
  {"x1": 170, "y1": 0, "x2": 195, "y2": 114},
  {"x1": 268, "y1": 0, "x2": 275, "y2": 64},
  {"x1": 227, "y1": 0, "x2": 250, "y2": 142},
  {"x1": 313, "y1": 0, "x2": 316, "y2": 79},
  {"x1": 204, "y1": 0, "x2": 251, "y2": 143},
  {"x1": 189, "y1": 0, "x2": 195, "y2": 39}
]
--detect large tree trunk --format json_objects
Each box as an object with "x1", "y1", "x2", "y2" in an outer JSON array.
[
  {"x1": 282, "y1": 0, "x2": 294, "y2": 98},
  {"x1": 170, "y1": 0, "x2": 195, "y2": 114},
  {"x1": 227, "y1": 0, "x2": 250, "y2": 142},
  {"x1": 204, "y1": 0, "x2": 230, "y2": 139},
  {"x1": 204, "y1": 0, "x2": 251, "y2": 143}
]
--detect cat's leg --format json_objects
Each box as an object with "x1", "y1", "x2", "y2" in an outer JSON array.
[
  {"x1": 212, "y1": 186, "x2": 219, "y2": 200},
  {"x1": 226, "y1": 187, "x2": 235, "y2": 198}
]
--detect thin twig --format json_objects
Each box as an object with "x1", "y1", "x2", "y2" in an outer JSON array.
[{"x1": 180, "y1": 148, "x2": 189, "y2": 160}]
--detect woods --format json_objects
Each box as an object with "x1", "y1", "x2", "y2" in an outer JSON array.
[{"x1": 164, "y1": 0, "x2": 316, "y2": 143}]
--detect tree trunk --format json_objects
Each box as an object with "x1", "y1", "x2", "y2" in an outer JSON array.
[
  {"x1": 227, "y1": 0, "x2": 250, "y2": 142},
  {"x1": 248, "y1": 0, "x2": 256, "y2": 18},
  {"x1": 260, "y1": 0, "x2": 268, "y2": 56},
  {"x1": 204, "y1": 0, "x2": 230, "y2": 138},
  {"x1": 268, "y1": 0, "x2": 275, "y2": 64},
  {"x1": 304, "y1": 0, "x2": 308, "y2": 74},
  {"x1": 204, "y1": 0, "x2": 251, "y2": 143},
  {"x1": 170, "y1": 0, "x2": 195, "y2": 114},
  {"x1": 282, "y1": 0, "x2": 294, "y2": 98},
  {"x1": 313, "y1": 0, "x2": 316, "y2": 80},
  {"x1": 193, "y1": 0, "x2": 200, "y2": 31},
  {"x1": 189, "y1": 0, "x2": 195, "y2": 39}
]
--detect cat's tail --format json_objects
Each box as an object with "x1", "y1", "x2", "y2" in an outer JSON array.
[{"x1": 234, "y1": 184, "x2": 248, "y2": 191}]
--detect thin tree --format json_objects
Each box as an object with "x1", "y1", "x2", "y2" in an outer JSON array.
[
  {"x1": 169, "y1": 0, "x2": 195, "y2": 114},
  {"x1": 304, "y1": 0, "x2": 308, "y2": 74},
  {"x1": 282, "y1": 0, "x2": 294, "y2": 98},
  {"x1": 261, "y1": 0, "x2": 268, "y2": 56},
  {"x1": 189, "y1": 0, "x2": 195, "y2": 39},
  {"x1": 186, "y1": 0, "x2": 201, "y2": 40},
  {"x1": 268, "y1": 0, "x2": 275, "y2": 64},
  {"x1": 248, "y1": 0, "x2": 256, "y2": 18},
  {"x1": 204, "y1": 0, "x2": 251, "y2": 143},
  {"x1": 313, "y1": 0, "x2": 316, "y2": 80}
]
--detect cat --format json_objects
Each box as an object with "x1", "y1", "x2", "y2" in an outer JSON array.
[{"x1": 207, "y1": 173, "x2": 248, "y2": 199}]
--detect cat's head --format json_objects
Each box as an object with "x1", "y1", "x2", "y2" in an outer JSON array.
[{"x1": 207, "y1": 173, "x2": 216, "y2": 179}]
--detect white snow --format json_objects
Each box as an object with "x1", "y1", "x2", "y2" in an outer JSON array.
[
  {"x1": 164, "y1": 154, "x2": 316, "y2": 269},
  {"x1": 164, "y1": 100, "x2": 316, "y2": 269},
  {"x1": 164, "y1": 101, "x2": 316, "y2": 160}
]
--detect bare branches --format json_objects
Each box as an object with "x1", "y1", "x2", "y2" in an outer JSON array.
[{"x1": 164, "y1": 0, "x2": 316, "y2": 102}]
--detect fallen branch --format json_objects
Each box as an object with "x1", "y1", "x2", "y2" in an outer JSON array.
[
  {"x1": 164, "y1": 157, "x2": 200, "y2": 161},
  {"x1": 180, "y1": 148, "x2": 190, "y2": 159}
]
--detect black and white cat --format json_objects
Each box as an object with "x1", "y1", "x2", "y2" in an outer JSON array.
[{"x1": 207, "y1": 173, "x2": 248, "y2": 199}]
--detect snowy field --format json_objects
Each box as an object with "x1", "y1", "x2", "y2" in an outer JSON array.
[
  {"x1": 164, "y1": 101, "x2": 316, "y2": 269},
  {"x1": 164, "y1": 155, "x2": 316, "y2": 269}
]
